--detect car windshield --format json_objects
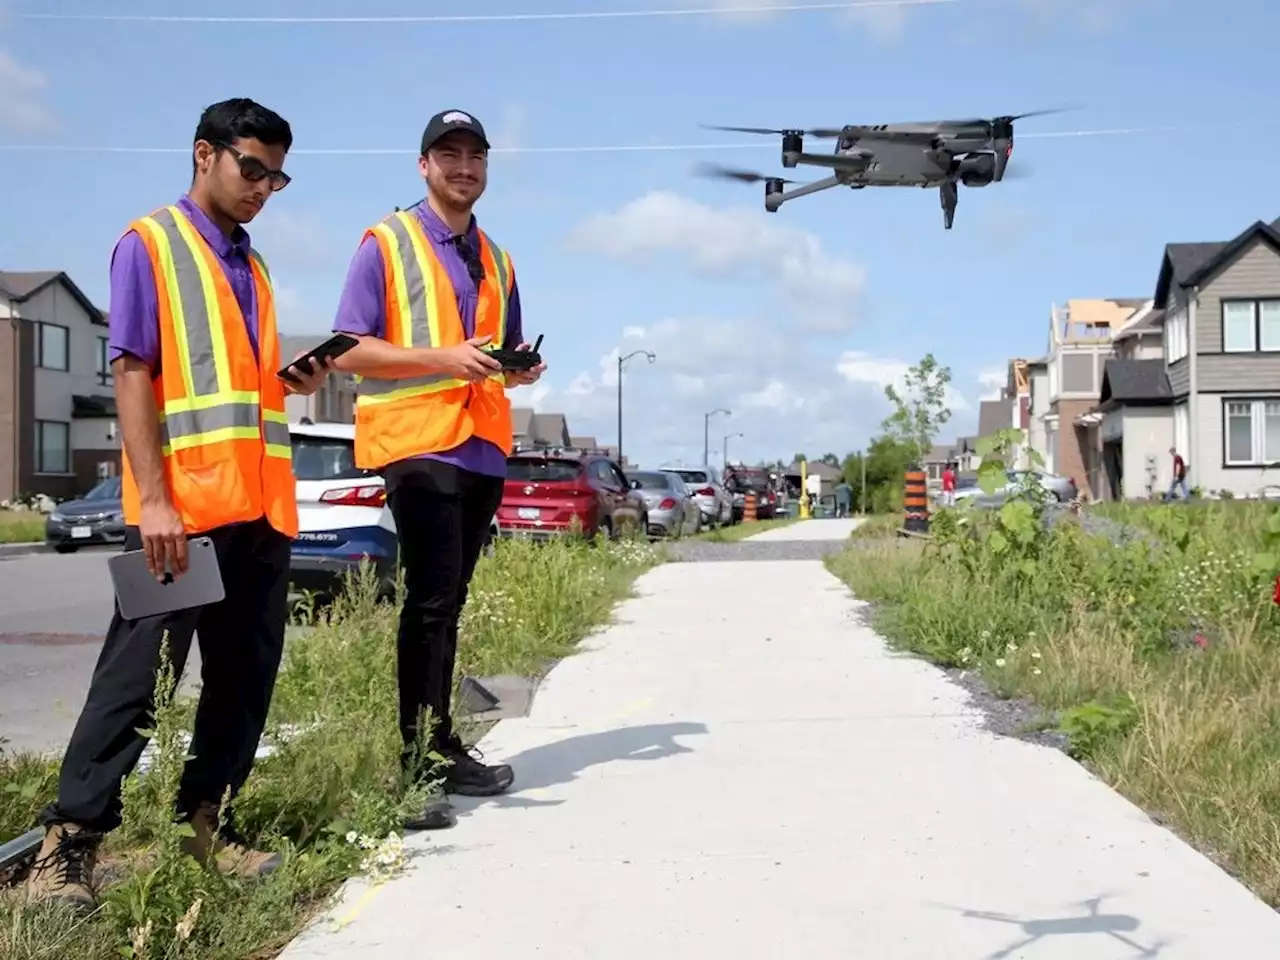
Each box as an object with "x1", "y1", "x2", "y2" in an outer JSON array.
[
  {"x1": 507, "y1": 458, "x2": 582, "y2": 482},
  {"x1": 83, "y1": 476, "x2": 122, "y2": 500},
  {"x1": 955, "y1": 475, "x2": 979, "y2": 490},
  {"x1": 671, "y1": 470, "x2": 707, "y2": 484},
  {"x1": 290, "y1": 436, "x2": 367, "y2": 481},
  {"x1": 628, "y1": 472, "x2": 671, "y2": 490},
  {"x1": 730, "y1": 473, "x2": 768, "y2": 491}
]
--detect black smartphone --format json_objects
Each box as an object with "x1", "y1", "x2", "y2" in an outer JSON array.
[{"x1": 277, "y1": 333, "x2": 359, "y2": 385}]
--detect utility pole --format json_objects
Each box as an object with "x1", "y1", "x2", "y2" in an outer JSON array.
[
  {"x1": 861, "y1": 448, "x2": 867, "y2": 515},
  {"x1": 723, "y1": 431, "x2": 743, "y2": 472},
  {"x1": 703, "y1": 407, "x2": 731, "y2": 466},
  {"x1": 616, "y1": 349, "x2": 656, "y2": 466}
]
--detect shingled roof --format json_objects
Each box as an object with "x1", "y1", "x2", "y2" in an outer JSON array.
[
  {"x1": 0, "y1": 270, "x2": 106, "y2": 325},
  {"x1": 1154, "y1": 220, "x2": 1280, "y2": 305},
  {"x1": 1098, "y1": 359, "x2": 1173, "y2": 408}
]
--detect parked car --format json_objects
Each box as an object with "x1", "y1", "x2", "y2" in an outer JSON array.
[
  {"x1": 659, "y1": 464, "x2": 734, "y2": 528},
  {"x1": 288, "y1": 422, "x2": 399, "y2": 593},
  {"x1": 725, "y1": 467, "x2": 778, "y2": 520},
  {"x1": 497, "y1": 450, "x2": 646, "y2": 540},
  {"x1": 44, "y1": 475, "x2": 124, "y2": 553},
  {"x1": 951, "y1": 469, "x2": 1078, "y2": 508},
  {"x1": 626, "y1": 471, "x2": 701, "y2": 539}
]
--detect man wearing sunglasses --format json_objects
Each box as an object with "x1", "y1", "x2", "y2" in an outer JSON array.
[
  {"x1": 26, "y1": 98, "x2": 330, "y2": 909},
  {"x1": 330, "y1": 109, "x2": 545, "y2": 831}
]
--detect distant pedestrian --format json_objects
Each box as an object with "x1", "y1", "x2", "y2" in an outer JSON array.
[
  {"x1": 1167, "y1": 447, "x2": 1189, "y2": 500},
  {"x1": 941, "y1": 462, "x2": 957, "y2": 506},
  {"x1": 834, "y1": 480, "x2": 853, "y2": 518},
  {"x1": 27, "y1": 98, "x2": 330, "y2": 910}
]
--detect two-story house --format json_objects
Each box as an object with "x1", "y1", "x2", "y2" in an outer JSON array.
[
  {"x1": 1, "y1": 271, "x2": 120, "y2": 501},
  {"x1": 1149, "y1": 217, "x2": 1280, "y2": 497}
]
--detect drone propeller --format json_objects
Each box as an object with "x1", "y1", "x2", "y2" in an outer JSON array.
[
  {"x1": 700, "y1": 124, "x2": 844, "y2": 139},
  {"x1": 694, "y1": 162, "x2": 796, "y2": 185}
]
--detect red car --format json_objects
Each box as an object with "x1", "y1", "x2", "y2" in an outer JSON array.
[{"x1": 497, "y1": 450, "x2": 646, "y2": 540}]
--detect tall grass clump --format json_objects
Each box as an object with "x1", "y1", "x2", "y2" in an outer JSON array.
[
  {"x1": 0, "y1": 533, "x2": 661, "y2": 959},
  {"x1": 826, "y1": 432, "x2": 1280, "y2": 905}
]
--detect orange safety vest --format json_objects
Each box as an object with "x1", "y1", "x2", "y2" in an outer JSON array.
[
  {"x1": 353, "y1": 209, "x2": 515, "y2": 470},
  {"x1": 120, "y1": 204, "x2": 299, "y2": 538}
]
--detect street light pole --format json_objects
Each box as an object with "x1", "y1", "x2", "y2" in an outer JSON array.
[
  {"x1": 703, "y1": 407, "x2": 731, "y2": 466},
  {"x1": 617, "y1": 349, "x2": 656, "y2": 466},
  {"x1": 723, "y1": 431, "x2": 743, "y2": 472}
]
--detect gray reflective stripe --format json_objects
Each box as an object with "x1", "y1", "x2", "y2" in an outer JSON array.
[
  {"x1": 357, "y1": 371, "x2": 459, "y2": 397},
  {"x1": 162, "y1": 402, "x2": 260, "y2": 442},
  {"x1": 485, "y1": 232, "x2": 510, "y2": 297},
  {"x1": 383, "y1": 213, "x2": 432, "y2": 349},
  {"x1": 149, "y1": 207, "x2": 222, "y2": 397},
  {"x1": 263, "y1": 420, "x2": 291, "y2": 448}
]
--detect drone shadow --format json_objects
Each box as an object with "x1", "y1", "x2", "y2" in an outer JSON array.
[{"x1": 925, "y1": 893, "x2": 1170, "y2": 959}]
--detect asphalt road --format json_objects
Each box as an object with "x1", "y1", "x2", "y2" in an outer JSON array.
[{"x1": 0, "y1": 546, "x2": 203, "y2": 757}]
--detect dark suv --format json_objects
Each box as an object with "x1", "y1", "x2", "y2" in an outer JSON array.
[
  {"x1": 726, "y1": 468, "x2": 778, "y2": 520},
  {"x1": 496, "y1": 450, "x2": 647, "y2": 539}
]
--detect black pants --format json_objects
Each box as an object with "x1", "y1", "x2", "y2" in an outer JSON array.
[
  {"x1": 40, "y1": 517, "x2": 291, "y2": 834},
  {"x1": 386, "y1": 462, "x2": 503, "y2": 764}
]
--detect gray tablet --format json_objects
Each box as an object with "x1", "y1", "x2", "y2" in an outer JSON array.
[{"x1": 108, "y1": 535, "x2": 226, "y2": 620}]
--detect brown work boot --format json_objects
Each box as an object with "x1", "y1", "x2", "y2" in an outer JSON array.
[
  {"x1": 180, "y1": 803, "x2": 281, "y2": 879},
  {"x1": 25, "y1": 822, "x2": 101, "y2": 909}
]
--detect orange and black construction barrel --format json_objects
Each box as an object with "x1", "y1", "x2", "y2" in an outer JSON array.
[
  {"x1": 744, "y1": 490, "x2": 758, "y2": 522},
  {"x1": 902, "y1": 466, "x2": 930, "y2": 534}
]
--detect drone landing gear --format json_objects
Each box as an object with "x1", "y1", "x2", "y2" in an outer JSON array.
[{"x1": 940, "y1": 180, "x2": 958, "y2": 230}]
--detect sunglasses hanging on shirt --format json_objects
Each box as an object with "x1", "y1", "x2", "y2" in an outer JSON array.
[{"x1": 452, "y1": 235, "x2": 486, "y2": 286}]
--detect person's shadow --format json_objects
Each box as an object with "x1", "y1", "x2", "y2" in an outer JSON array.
[{"x1": 454, "y1": 721, "x2": 708, "y2": 814}]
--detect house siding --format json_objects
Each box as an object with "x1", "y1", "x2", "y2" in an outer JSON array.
[
  {"x1": 1167, "y1": 357, "x2": 1190, "y2": 396},
  {"x1": 1120, "y1": 407, "x2": 1174, "y2": 500},
  {"x1": 1196, "y1": 238, "x2": 1280, "y2": 354},
  {"x1": 1195, "y1": 393, "x2": 1280, "y2": 496}
]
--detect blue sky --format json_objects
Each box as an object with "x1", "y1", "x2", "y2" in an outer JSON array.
[{"x1": 0, "y1": 0, "x2": 1275, "y2": 468}]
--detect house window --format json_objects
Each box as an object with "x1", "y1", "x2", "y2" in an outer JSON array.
[
  {"x1": 36, "y1": 322, "x2": 70, "y2": 371},
  {"x1": 1223, "y1": 399, "x2": 1280, "y2": 466},
  {"x1": 96, "y1": 336, "x2": 112, "y2": 385},
  {"x1": 35, "y1": 420, "x2": 70, "y2": 474},
  {"x1": 1222, "y1": 299, "x2": 1280, "y2": 353},
  {"x1": 1164, "y1": 310, "x2": 1188, "y2": 362}
]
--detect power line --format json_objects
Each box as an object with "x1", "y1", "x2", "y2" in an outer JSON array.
[
  {"x1": 6, "y1": 0, "x2": 958, "y2": 24},
  {"x1": 0, "y1": 122, "x2": 1275, "y2": 155}
]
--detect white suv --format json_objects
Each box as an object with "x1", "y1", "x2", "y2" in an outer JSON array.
[{"x1": 659, "y1": 464, "x2": 734, "y2": 528}]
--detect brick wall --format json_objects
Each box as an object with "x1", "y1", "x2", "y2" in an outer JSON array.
[{"x1": 1052, "y1": 399, "x2": 1099, "y2": 496}]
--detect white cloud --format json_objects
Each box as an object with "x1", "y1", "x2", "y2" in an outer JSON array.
[
  {"x1": 835, "y1": 350, "x2": 972, "y2": 413},
  {"x1": 567, "y1": 191, "x2": 866, "y2": 332},
  {"x1": 976, "y1": 367, "x2": 1006, "y2": 401},
  {"x1": 0, "y1": 48, "x2": 54, "y2": 133}
]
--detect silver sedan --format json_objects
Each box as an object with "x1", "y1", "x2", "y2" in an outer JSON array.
[{"x1": 626, "y1": 471, "x2": 701, "y2": 539}]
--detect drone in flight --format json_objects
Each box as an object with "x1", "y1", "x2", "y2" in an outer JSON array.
[{"x1": 696, "y1": 110, "x2": 1064, "y2": 230}]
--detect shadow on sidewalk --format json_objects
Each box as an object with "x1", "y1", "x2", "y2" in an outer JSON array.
[{"x1": 457, "y1": 721, "x2": 708, "y2": 813}]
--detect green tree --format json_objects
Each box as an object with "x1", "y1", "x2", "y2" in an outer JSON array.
[
  {"x1": 841, "y1": 451, "x2": 865, "y2": 511},
  {"x1": 819, "y1": 452, "x2": 840, "y2": 467},
  {"x1": 861, "y1": 435, "x2": 915, "y2": 514},
  {"x1": 881, "y1": 353, "x2": 953, "y2": 466}
]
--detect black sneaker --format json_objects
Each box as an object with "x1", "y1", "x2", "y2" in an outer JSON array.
[
  {"x1": 402, "y1": 784, "x2": 457, "y2": 831},
  {"x1": 440, "y1": 738, "x2": 514, "y2": 797}
]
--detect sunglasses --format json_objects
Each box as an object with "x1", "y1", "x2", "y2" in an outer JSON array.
[
  {"x1": 452, "y1": 235, "x2": 486, "y2": 285},
  {"x1": 212, "y1": 140, "x2": 291, "y2": 191}
]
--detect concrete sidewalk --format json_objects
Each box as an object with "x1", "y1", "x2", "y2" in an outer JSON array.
[{"x1": 280, "y1": 524, "x2": 1280, "y2": 959}]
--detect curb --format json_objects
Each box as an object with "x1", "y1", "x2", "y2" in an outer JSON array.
[{"x1": 0, "y1": 542, "x2": 47, "y2": 559}]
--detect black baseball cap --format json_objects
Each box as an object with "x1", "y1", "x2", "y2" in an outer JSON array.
[{"x1": 420, "y1": 109, "x2": 490, "y2": 155}]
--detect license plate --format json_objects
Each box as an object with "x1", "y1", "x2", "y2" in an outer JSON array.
[
  {"x1": 71, "y1": 526, "x2": 92, "y2": 539},
  {"x1": 517, "y1": 507, "x2": 540, "y2": 520}
]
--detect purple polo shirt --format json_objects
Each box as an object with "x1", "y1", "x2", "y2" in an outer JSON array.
[
  {"x1": 332, "y1": 202, "x2": 524, "y2": 479},
  {"x1": 109, "y1": 194, "x2": 259, "y2": 373}
]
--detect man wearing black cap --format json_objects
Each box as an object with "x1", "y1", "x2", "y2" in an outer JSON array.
[{"x1": 330, "y1": 110, "x2": 544, "y2": 830}]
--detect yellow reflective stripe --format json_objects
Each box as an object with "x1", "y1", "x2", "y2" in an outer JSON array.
[
  {"x1": 168, "y1": 209, "x2": 233, "y2": 395},
  {"x1": 162, "y1": 389, "x2": 260, "y2": 414},
  {"x1": 399, "y1": 212, "x2": 443, "y2": 348},
  {"x1": 265, "y1": 444, "x2": 292, "y2": 459},
  {"x1": 137, "y1": 215, "x2": 198, "y2": 400},
  {"x1": 373, "y1": 221, "x2": 415, "y2": 349}
]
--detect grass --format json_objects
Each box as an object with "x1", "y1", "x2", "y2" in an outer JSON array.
[
  {"x1": 0, "y1": 510, "x2": 45, "y2": 544},
  {"x1": 825, "y1": 497, "x2": 1280, "y2": 906},
  {"x1": 847, "y1": 513, "x2": 899, "y2": 540},
  {"x1": 0, "y1": 533, "x2": 662, "y2": 959},
  {"x1": 690, "y1": 515, "x2": 800, "y2": 542}
]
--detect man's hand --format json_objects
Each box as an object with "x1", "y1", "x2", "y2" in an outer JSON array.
[
  {"x1": 435, "y1": 336, "x2": 503, "y2": 382},
  {"x1": 281, "y1": 352, "x2": 335, "y2": 396},
  {"x1": 139, "y1": 498, "x2": 188, "y2": 581},
  {"x1": 504, "y1": 341, "x2": 546, "y2": 387}
]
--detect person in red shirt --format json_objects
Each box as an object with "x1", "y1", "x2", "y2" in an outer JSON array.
[
  {"x1": 941, "y1": 462, "x2": 957, "y2": 506},
  {"x1": 1167, "y1": 447, "x2": 1189, "y2": 500}
]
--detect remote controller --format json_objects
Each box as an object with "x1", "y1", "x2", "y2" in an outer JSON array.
[{"x1": 485, "y1": 333, "x2": 543, "y2": 371}]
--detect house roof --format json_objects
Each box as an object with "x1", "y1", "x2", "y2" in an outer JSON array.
[
  {"x1": 530, "y1": 412, "x2": 570, "y2": 446},
  {"x1": 1098, "y1": 359, "x2": 1172, "y2": 407},
  {"x1": 570, "y1": 435, "x2": 598, "y2": 449},
  {"x1": 1153, "y1": 220, "x2": 1280, "y2": 305},
  {"x1": 1112, "y1": 307, "x2": 1165, "y2": 340},
  {"x1": 511, "y1": 407, "x2": 534, "y2": 437},
  {"x1": 977, "y1": 397, "x2": 1011, "y2": 439},
  {"x1": 0, "y1": 270, "x2": 106, "y2": 325},
  {"x1": 785, "y1": 460, "x2": 841, "y2": 478},
  {"x1": 923, "y1": 444, "x2": 951, "y2": 464}
]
